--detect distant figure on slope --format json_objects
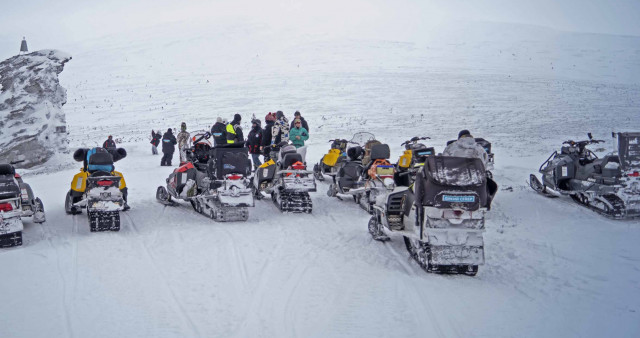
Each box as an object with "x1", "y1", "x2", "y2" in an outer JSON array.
[
  {"x1": 20, "y1": 37, "x2": 28, "y2": 54},
  {"x1": 103, "y1": 135, "x2": 116, "y2": 151},
  {"x1": 443, "y1": 129, "x2": 489, "y2": 168},
  {"x1": 151, "y1": 129, "x2": 162, "y2": 155},
  {"x1": 161, "y1": 128, "x2": 177, "y2": 166},
  {"x1": 177, "y1": 122, "x2": 190, "y2": 164}
]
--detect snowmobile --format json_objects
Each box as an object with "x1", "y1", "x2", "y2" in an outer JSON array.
[
  {"x1": 0, "y1": 163, "x2": 46, "y2": 247},
  {"x1": 313, "y1": 132, "x2": 376, "y2": 181},
  {"x1": 395, "y1": 136, "x2": 435, "y2": 187},
  {"x1": 156, "y1": 131, "x2": 254, "y2": 222},
  {"x1": 529, "y1": 132, "x2": 640, "y2": 219},
  {"x1": 254, "y1": 143, "x2": 316, "y2": 213},
  {"x1": 368, "y1": 155, "x2": 498, "y2": 276},
  {"x1": 65, "y1": 147, "x2": 128, "y2": 232},
  {"x1": 346, "y1": 143, "x2": 396, "y2": 214},
  {"x1": 326, "y1": 145, "x2": 365, "y2": 201}
]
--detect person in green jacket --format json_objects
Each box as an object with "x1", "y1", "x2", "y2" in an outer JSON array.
[{"x1": 289, "y1": 118, "x2": 309, "y2": 148}]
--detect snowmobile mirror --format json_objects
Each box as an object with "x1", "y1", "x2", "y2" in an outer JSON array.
[
  {"x1": 113, "y1": 148, "x2": 127, "y2": 162},
  {"x1": 73, "y1": 148, "x2": 88, "y2": 162}
]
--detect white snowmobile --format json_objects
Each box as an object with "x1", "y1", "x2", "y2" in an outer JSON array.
[
  {"x1": 156, "y1": 132, "x2": 254, "y2": 221},
  {"x1": 65, "y1": 147, "x2": 128, "y2": 232},
  {"x1": 368, "y1": 155, "x2": 498, "y2": 276},
  {"x1": 0, "y1": 163, "x2": 46, "y2": 247},
  {"x1": 530, "y1": 132, "x2": 640, "y2": 218},
  {"x1": 253, "y1": 143, "x2": 316, "y2": 213}
]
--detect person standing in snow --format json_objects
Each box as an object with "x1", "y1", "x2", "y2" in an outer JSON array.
[
  {"x1": 151, "y1": 130, "x2": 161, "y2": 155},
  {"x1": 261, "y1": 112, "x2": 277, "y2": 161},
  {"x1": 271, "y1": 111, "x2": 289, "y2": 146},
  {"x1": 210, "y1": 117, "x2": 227, "y2": 147},
  {"x1": 161, "y1": 128, "x2": 177, "y2": 166},
  {"x1": 289, "y1": 118, "x2": 309, "y2": 148},
  {"x1": 226, "y1": 113, "x2": 244, "y2": 144},
  {"x1": 289, "y1": 111, "x2": 309, "y2": 133},
  {"x1": 247, "y1": 118, "x2": 264, "y2": 170},
  {"x1": 103, "y1": 135, "x2": 116, "y2": 151},
  {"x1": 443, "y1": 130, "x2": 489, "y2": 168},
  {"x1": 177, "y1": 122, "x2": 190, "y2": 164}
]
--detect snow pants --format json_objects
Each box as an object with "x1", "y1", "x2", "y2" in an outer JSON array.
[
  {"x1": 251, "y1": 153, "x2": 262, "y2": 170},
  {"x1": 161, "y1": 152, "x2": 174, "y2": 166}
]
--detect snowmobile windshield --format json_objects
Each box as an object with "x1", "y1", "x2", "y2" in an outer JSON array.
[
  {"x1": 350, "y1": 132, "x2": 376, "y2": 146},
  {"x1": 191, "y1": 131, "x2": 212, "y2": 147}
]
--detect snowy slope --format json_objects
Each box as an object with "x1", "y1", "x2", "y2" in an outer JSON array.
[{"x1": 2, "y1": 20, "x2": 640, "y2": 338}]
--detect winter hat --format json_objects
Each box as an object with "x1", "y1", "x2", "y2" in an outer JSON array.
[
  {"x1": 265, "y1": 112, "x2": 276, "y2": 122},
  {"x1": 168, "y1": 128, "x2": 172, "y2": 133},
  {"x1": 216, "y1": 117, "x2": 222, "y2": 123},
  {"x1": 294, "y1": 111, "x2": 301, "y2": 117},
  {"x1": 234, "y1": 113, "x2": 242, "y2": 122},
  {"x1": 458, "y1": 129, "x2": 472, "y2": 139},
  {"x1": 276, "y1": 111, "x2": 284, "y2": 119},
  {"x1": 252, "y1": 119, "x2": 261, "y2": 127}
]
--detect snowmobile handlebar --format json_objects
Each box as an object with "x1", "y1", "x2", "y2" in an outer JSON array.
[
  {"x1": 562, "y1": 139, "x2": 604, "y2": 146},
  {"x1": 401, "y1": 136, "x2": 430, "y2": 146}
]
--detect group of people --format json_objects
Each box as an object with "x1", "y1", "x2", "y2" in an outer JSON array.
[{"x1": 146, "y1": 110, "x2": 310, "y2": 169}]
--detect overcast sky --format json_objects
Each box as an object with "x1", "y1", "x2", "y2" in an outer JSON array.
[{"x1": 1, "y1": 0, "x2": 639, "y2": 58}]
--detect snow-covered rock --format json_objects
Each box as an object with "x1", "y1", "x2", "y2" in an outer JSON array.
[{"x1": 0, "y1": 49, "x2": 71, "y2": 168}]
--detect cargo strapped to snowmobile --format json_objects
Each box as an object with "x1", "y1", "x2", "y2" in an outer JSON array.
[
  {"x1": 617, "y1": 132, "x2": 640, "y2": 170},
  {"x1": 415, "y1": 156, "x2": 488, "y2": 211},
  {"x1": 209, "y1": 146, "x2": 250, "y2": 179}
]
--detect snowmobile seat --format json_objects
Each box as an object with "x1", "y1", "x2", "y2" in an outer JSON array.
[
  {"x1": 370, "y1": 144, "x2": 390, "y2": 161},
  {"x1": 338, "y1": 161, "x2": 363, "y2": 189},
  {"x1": 87, "y1": 149, "x2": 115, "y2": 173},
  {"x1": 0, "y1": 173, "x2": 20, "y2": 199},
  {"x1": 415, "y1": 156, "x2": 488, "y2": 211},
  {"x1": 0, "y1": 164, "x2": 16, "y2": 176},
  {"x1": 282, "y1": 153, "x2": 303, "y2": 169}
]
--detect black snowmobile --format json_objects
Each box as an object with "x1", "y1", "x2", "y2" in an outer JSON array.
[
  {"x1": 529, "y1": 132, "x2": 640, "y2": 219},
  {"x1": 156, "y1": 131, "x2": 254, "y2": 222},
  {"x1": 0, "y1": 163, "x2": 46, "y2": 247},
  {"x1": 313, "y1": 132, "x2": 377, "y2": 181},
  {"x1": 326, "y1": 145, "x2": 365, "y2": 201},
  {"x1": 254, "y1": 143, "x2": 316, "y2": 213},
  {"x1": 395, "y1": 136, "x2": 435, "y2": 187},
  {"x1": 65, "y1": 147, "x2": 128, "y2": 232},
  {"x1": 368, "y1": 155, "x2": 498, "y2": 276}
]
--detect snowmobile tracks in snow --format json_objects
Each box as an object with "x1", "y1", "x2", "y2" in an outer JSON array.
[
  {"x1": 272, "y1": 191, "x2": 312, "y2": 213},
  {"x1": 190, "y1": 196, "x2": 249, "y2": 222}
]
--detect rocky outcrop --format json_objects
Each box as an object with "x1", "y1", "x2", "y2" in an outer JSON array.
[{"x1": 0, "y1": 50, "x2": 71, "y2": 168}]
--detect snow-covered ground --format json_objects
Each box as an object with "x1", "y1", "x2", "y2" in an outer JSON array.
[{"x1": 2, "y1": 20, "x2": 640, "y2": 337}]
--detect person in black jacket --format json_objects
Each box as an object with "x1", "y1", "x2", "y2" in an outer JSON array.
[
  {"x1": 210, "y1": 117, "x2": 227, "y2": 146},
  {"x1": 247, "y1": 119, "x2": 263, "y2": 170},
  {"x1": 289, "y1": 111, "x2": 309, "y2": 133},
  {"x1": 161, "y1": 128, "x2": 177, "y2": 166},
  {"x1": 151, "y1": 130, "x2": 161, "y2": 155},
  {"x1": 261, "y1": 112, "x2": 277, "y2": 161},
  {"x1": 103, "y1": 135, "x2": 116, "y2": 151},
  {"x1": 226, "y1": 113, "x2": 244, "y2": 144}
]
